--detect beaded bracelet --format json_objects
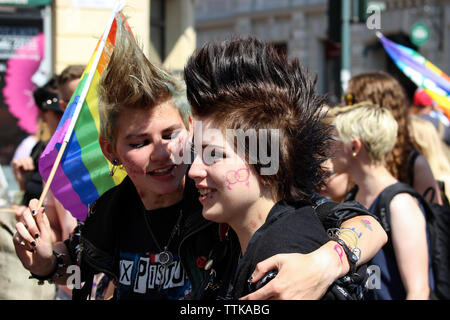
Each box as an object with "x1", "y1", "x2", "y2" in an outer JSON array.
[{"x1": 29, "y1": 251, "x2": 67, "y2": 285}]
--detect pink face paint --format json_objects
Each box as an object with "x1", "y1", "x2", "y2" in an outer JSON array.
[
  {"x1": 226, "y1": 170, "x2": 237, "y2": 190},
  {"x1": 236, "y1": 168, "x2": 250, "y2": 185},
  {"x1": 334, "y1": 244, "x2": 344, "y2": 264},
  {"x1": 126, "y1": 167, "x2": 147, "y2": 176},
  {"x1": 225, "y1": 168, "x2": 250, "y2": 190},
  {"x1": 120, "y1": 154, "x2": 146, "y2": 176}
]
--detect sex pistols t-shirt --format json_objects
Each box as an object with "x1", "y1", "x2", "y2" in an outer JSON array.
[{"x1": 117, "y1": 201, "x2": 192, "y2": 300}]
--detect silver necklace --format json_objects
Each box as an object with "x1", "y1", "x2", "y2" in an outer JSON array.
[{"x1": 143, "y1": 209, "x2": 183, "y2": 267}]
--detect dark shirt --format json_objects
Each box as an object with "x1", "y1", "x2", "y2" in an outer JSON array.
[
  {"x1": 21, "y1": 141, "x2": 47, "y2": 205},
  {"x1": 117, "y1": 200, "x2": 191, "y2": 300},
  {"x1": 72, "y1": 176, "x2": 217, "y2": 300},
  {"x1": 230, "y1": 200, "x2": 329, "y2": 299}
]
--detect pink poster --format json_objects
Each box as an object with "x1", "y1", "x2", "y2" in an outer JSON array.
[{"x1": 2, "y1": 32, "x2": 44, "y2": 135}]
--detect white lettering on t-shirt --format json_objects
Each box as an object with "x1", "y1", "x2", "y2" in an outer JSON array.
[{"x1": 119, "y1": 253, "x2": 186, "y2": 295}]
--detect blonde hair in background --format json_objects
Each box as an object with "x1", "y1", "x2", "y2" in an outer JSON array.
[
  {"x1": 410, "y1": 115, "x2": 450, "y2": 201},
  {"x1": 98, "y1": 14, "x2": 191, "y2": 149},
  {"x1": 327, "y1": 102, "x2": 398, "y2": 165}
]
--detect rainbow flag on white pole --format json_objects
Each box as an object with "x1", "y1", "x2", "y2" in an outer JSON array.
[
  {"x1": 377, "y1": 32, "x2": 450, "y2": 118},
  {"x1": 38, "y1": 3, "x2": 130, "y2": 221}
]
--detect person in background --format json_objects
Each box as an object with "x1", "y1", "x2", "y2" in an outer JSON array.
[
  {"x1": 410, "y1": 115, "x2": 450, "y2": 204},
  {"x1": 13, "y1": 65, "x2": 84, "y2": 300},
  {"x1": 4, "y1": 79, "x2": 60, "y2": 300},
  {"x1": 410, "y1": 88, "x2": 450, "y2": 147},
  {"x1": 327, "y1": 102, "x2": 433, "y2": 300},
  {"x1": 11, "y1": 77, "x2": 62, "y2": 206},
  {"x1": 319, "y1": 159, "x2": 353, "y2": 203},
  {"x1": 56, "y1": 65, "x2": 85, "y2": 112},
  {"x1": 14, "y1": 65, "x2": 84, "y2": 243},
  {"x1": 346, "y1": 71, "x2": 442, "y2": 205},
  {"x1": 317, "y1": 106, "x2": 354, "y2": 204}
]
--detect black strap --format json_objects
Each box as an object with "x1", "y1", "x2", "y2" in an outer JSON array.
[
  {"x1": 373, "y1": 182, "x2": 434, "y2": 235},
  {"x1": 313, "y1": 193, "x2": 376, "y2": 230},
  {"x1": 408, "y1": 150, "x2": 420, "y2": 187}
]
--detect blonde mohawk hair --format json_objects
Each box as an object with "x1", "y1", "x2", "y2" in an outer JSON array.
[{"x1": 98, "y1": 14, "x2": 190, "y2": 146}]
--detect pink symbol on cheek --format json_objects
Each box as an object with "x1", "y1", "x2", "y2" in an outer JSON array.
[
  {"x1": 225, "y1": 168, "x2": 250, "y2": 190},
  {"x1": 236, "y1": 168, "x2": 250, "y2": 187},
  {"x1": 225, "y1": 170, "x2": 237, "y2": 190}
]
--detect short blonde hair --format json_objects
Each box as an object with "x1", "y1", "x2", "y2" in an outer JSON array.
[
  {"x1": 327, "y1": 102, "x2": 398, "y2": 165},
  {"x1": 98, "y1": 15, "x2": 191, "y2": 149}
]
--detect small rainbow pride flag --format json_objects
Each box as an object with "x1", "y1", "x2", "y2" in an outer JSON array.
[
  {"x1": 38, "y1": 4, "x2": 128, "y2": 221},
  {"x1": 377, "y1": 32, "x2": 450, "y2": 119}
]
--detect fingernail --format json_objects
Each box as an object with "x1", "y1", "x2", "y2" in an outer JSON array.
[
  {"x1": 31, "y1": 210, "x2": 37, "y2": 216},
  {"x1": 34, "y1": 233, "x2": 39, "y2": 239},
  {"x1": 31, "y1": 241, "x2": 36, "y2": 247}
]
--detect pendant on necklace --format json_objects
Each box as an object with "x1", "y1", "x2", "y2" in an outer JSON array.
[{"x1": 159, "y1": 250, "x2": 173, "y2": 266}]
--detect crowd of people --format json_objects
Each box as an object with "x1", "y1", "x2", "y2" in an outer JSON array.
[{"x1": 3, "y1": 16, "x2": 449, "y2": 301}]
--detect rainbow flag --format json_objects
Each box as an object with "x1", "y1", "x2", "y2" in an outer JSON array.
[
  {"x1": 38, "y1": 4, "x2": 128, "y2": 221},
  {"x1": 377, "y1": 32, "x2": 450, "y2": 118}
]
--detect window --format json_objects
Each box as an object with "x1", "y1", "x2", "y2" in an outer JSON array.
[{"x1": 150, "y1": 0, "x2": 166, "y2": 61}]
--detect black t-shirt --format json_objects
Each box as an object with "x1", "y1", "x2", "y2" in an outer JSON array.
[
  {"x1": 116, "y1": 199, "x2": 192, "y2": 300},
  {"x1": 21, "y1": 140, "x2": 47, "y2": 205},
  {"x1": 230, "y1": 201, "x2": 329, "y2": 299}
]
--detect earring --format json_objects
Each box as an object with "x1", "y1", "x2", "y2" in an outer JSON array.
[
  {"x1": 109, "y1": 158, "x2": 120, "y2": 176},
  {"x1": 352, "y1": 152, "x2": 357, "y2": 157}
]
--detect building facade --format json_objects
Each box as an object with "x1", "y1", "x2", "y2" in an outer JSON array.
[
  {"x1": 0, "y1": 0, "x2": 195, "y2": 165},
  {"x1": 194, "y1": 0, "x2": 450, "y2": 102}
]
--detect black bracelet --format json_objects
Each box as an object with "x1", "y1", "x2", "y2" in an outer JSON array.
[
  {"x1": 29, "y1": 251, "x2": 66, "y2": 285},
  {"x1": 329, "y1": 237, "x2": 359, "y2": 275}
]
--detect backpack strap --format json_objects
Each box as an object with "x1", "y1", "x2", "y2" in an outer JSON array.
[
  {"x1": 408, "y1": 150, "x2": 420, "y2": 187},
  {"x1": 373, "y1": 182, "x2": 433, "y2": 234}
]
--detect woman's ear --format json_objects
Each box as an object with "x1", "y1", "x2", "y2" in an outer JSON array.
[
  {"x1": 99, "y1": 136, "x2": 117, "y2": 163},
  {"x1": 351, "y1": 138, "x2": 363, "y2": 157}
]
